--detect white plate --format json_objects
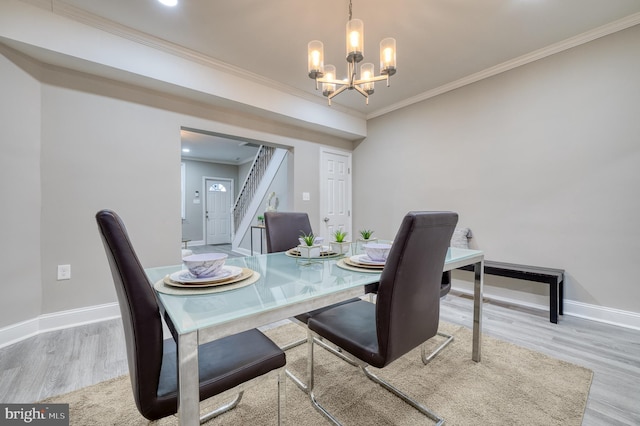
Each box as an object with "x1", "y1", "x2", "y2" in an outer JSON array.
[
  {"x1": 170, "y1": 265, "x2": 243, "y2": 284},
  {"x1": 350, "y1": 254, "x2": 386, "y2": 266}
]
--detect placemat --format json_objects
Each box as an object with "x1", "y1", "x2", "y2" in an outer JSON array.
[
  {"x1": 336, "y1": 259, "x2": 383, "y2": 274},
  {"x1": 154, "y1": 268, "x2": 260, "y2": 295}
]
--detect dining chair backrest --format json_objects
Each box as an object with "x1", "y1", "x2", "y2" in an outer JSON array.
[
  {"x1": 95, "y1": 209, "x2": 168, "y2": 418},
  {"x1": 264, "y1": 211, "x2": 313, "y2": 253},
  {"x1": 375, "y1": 211, "x2": 458, "y2": 366}
]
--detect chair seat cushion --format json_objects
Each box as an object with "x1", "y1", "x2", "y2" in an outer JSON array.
[
  {"x1": 157, "y1": 328, "x2": 285, "y2": 399},
  {"x1": 307, "y1": 300, "x2": 386, "y2": 368}
]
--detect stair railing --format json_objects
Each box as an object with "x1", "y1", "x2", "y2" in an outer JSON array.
[{"x1": 232, "y1": 145, "x2": 275, "y2": 234}]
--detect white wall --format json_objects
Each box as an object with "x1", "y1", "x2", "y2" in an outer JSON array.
[{"x1": 354, "y1": 25, "x2": 640, "y2": 315}]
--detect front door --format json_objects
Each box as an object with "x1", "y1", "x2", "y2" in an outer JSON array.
[
  {"x1": 205, "y1": 178, "x2": 232, "y2": 245},
  {"x1": 319, "y1": 149, "x2": 352, "y2": 240}
]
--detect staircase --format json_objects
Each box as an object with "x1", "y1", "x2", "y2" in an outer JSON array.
[{"x1": 231, "y1": 145, "x2": 287, "y2": 250}]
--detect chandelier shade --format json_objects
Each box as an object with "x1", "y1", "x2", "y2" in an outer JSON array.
[
  {"x1": 346, "y1": 18, "x2": 364, "y2": 62},
  {"x1": 307, "y1": 40, "x2": 324, "y2": 79},
  {"x1": 380, "y1": 38, "x2": 397, "y2": 76},
  {"x1": 307, "y1": 0, "x2": 397, "y2": 105}
]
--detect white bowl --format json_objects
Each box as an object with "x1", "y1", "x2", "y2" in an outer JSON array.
[
  {"x1": 298, "y1": 236, "x2": 324, "y2": 246},
  {"x1": 183, "y1": 253, "x2": 228, "y2": 278},
  {"x1": 363, "y1": 243, "x2": 392, "y2": 262}
]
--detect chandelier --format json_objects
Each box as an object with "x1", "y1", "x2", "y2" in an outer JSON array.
[{"x1": 307, "y1": 0, "x2": 397, "y2": 105}]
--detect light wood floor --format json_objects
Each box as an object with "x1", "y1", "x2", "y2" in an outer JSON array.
[{"x1": 1, "y1": 251, "x2": 638, "y2": 424}]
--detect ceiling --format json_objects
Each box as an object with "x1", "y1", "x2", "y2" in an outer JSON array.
[
  {"x1": 5, "y1": 0, "x2": 640, "y2": 162},
  {"x1": 48, "y1": 0, "x2": 640, "y2": 116},
  {"x1": 180, "y1": 129, "x2": 259, "y2": 165}
]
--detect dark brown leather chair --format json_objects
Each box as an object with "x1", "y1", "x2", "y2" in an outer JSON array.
[
  {"x1": 264, "y1": 211, "x2": 313, "y2": 253},
  {"x1": 95, "y1": 209, "x2": 286, "y2": 423},
  {"x1": 306, "y1": 211, "x2": 458, "y2": 425}
]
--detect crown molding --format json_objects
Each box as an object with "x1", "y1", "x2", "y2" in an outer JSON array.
[{"x1": 367, "y1": 12, "x2": 640, "y2": 120}]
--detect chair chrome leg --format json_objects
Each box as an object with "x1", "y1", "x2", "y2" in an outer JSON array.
[
  {"x1": 306, "y1": 330, "x2": 444, "y2": 426},
  {"x1": 277, "y1": 369, "x2": 286, "y2": 426},
  {"x1": 421, "y1": 331, "x2": 454, "y2": 365},
  {"x1": 307, "y1": 332, "x2": 342, "y2": 425},
  {"x1": 280, "y1": 336, "x2": 307, "y2": 351},
  {"x1": 199, "y1": 392, "x2": 244, "y2": 423},
  {"x1": 285, "y1": 332, "x2": 358, "y2": 394},
  {"x1": 362, "y1": 366, "x2": 444, "y2": 425}
]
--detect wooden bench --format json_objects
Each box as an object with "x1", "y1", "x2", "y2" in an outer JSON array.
[{"x1": 458, "y1": 261, "x2": 564, "y2": 324}]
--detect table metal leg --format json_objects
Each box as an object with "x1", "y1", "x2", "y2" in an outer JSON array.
[
  {"x1": 260, "y1": 229, "x2": 263, "y2": 254},
  {"x1": 178, "y1": 331, "x2": 200, "y2": 426},
  {"x1": 472, "y1": 260, "x2": 484, "y2": 362}
]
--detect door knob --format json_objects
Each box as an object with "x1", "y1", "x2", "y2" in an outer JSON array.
[{"x1": 323, "y1": 217, "x2": 330, "y2": 223}]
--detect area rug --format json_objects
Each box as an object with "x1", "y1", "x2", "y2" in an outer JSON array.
[{"x1": 40, "y1": 322, "x2": 592, "y2": 425}]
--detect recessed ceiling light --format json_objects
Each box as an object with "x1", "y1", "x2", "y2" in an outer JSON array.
[
  {"x1": 182, "y1": 148, "x2": 190, "y2": 153},
  {"x1": 158, "y1": 0, "x2": 178, "y2": 6}
]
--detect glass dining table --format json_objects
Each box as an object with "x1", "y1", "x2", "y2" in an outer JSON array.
[{"x1": 145, "y1": 247, "x2": 484, "y2": 425}]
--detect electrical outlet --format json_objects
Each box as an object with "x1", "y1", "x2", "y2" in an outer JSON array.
[{"x1": 57, "y1": 264, "x2": 71, "y2": 280}]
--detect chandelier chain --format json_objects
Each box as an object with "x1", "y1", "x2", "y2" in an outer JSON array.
[{"x1": 348, "y1": 0, "x2": 352, "y2": 21}]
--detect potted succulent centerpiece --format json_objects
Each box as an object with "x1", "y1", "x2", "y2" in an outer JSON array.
[
  {"x1": 359, "y1": 229, "x2": 376, "y2": 242},
  {"x1": 358, "y1": 229, "x2": 377, "y2": 252},
  {"x1": 330, "y1": 229, "x2": 351, "y2": 255},
  {"x1": 298, "y1": 231, "x2": 321, "y2": 258}
]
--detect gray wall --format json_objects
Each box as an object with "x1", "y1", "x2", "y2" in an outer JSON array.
[
  {"x1": 181, "y1": 159, "x2": 239, "y2": 242},
  {"x1": 353, "y1": 25, "x2": 640, "y2": 314},
  {"x1": 0, "y1": 47, "x2": 42, "y2": 326},
  {"x1": 0, "y1": 43, "x2": 351, "y2": 328}
]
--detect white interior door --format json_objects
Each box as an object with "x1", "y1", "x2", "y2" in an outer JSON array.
[
  {"x1": 205, "y1": 178, "x2": 232, "y2": 244},
  {"x1": 319, "y1": 149, "x2": 352, "y2": 240}
]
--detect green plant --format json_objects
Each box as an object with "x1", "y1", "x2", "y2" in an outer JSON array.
[
  {"x1": 299, "y1": 231, "x2": 316, "y2": 246},
  {"x1": 359, "y1": 229, "x2": 374, "y2": 240},
  {"x1": 333, "y1": 229, "x2": 348, "y2": 243},
  {"x1": 257, "y1": 215, "x2": 264, "y2": 222}
]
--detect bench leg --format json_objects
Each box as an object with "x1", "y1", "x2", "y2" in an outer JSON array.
[
  {"x1": 549, "y1": 280, "x2": 558, "y2": 324},
  {"x1": 559, "y1": 280, "x2": 564, "y2": 315}
]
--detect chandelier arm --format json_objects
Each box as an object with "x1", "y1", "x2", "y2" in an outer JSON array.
[
  {"x1": 316, "y1": 77, "x2": 350, "y2": 87},
  {"x1": 353, "y1": 75, "x2": 391, "y2": 85},
  {"x1": 327, "y1": 85, "x2": 349, "y2": 100},
  {"x1": 353, "y1": 85, "x2": 369, "y2": 98}
]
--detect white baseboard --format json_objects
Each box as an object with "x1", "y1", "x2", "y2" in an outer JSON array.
[
  {"x1": 0, "y1": 302, "x2": 120, "y2": 349},
  {"x1": 3, "y1": 285, "x2": 639, "y2": 349},
  {"x1": 233, "y1": 247, "x2": 252, "y2": 257},
  {"x1": 563, "y1": 300, "x2": 640, "y2": 331},
  {"x1": 452, "y1": 285, "x2": 640, "y2": 331}
]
